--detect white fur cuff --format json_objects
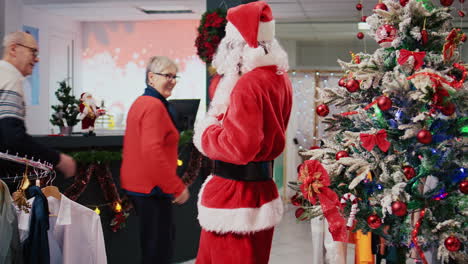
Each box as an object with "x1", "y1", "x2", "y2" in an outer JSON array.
[{"x1": 193, "y1": 115, "x2": 219, "y2": 156}]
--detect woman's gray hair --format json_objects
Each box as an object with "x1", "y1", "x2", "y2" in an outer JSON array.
[{"x1": 145, "y1": 56, "x2": 178, "y2": 85}]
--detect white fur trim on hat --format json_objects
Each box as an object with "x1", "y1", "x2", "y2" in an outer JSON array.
[
  {"x1": 258, "y1": 20, "x2": 275, "y2": 42},
  {"x1": 225, "y1": 20, "x2": 275, "y2": 46},
  {"x1": 197, "y1": 176, "x2": 284, "y2": 234},
  {"x1": 225, "y1": 22, "x2": 244, "y2": 42}
]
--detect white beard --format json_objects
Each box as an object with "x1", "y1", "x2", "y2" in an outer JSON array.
[{"x1": 84, "y1": 98, "x2": 97, "y2": 112}]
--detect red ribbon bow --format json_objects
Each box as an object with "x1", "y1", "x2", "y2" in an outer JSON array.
[
  {"x1": 298, "y1": 160, "x2": 347, "y2": 242},
  {"x1": 397, "y1": 49, "x2": 426, "y2": 70},
  {"x1": 360, "y1": 129, "x2": 391, "y2": 152}
]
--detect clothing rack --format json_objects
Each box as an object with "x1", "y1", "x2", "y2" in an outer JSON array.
[{"x1": 0, "y1": 150, "x2": 54, "y2": 181}]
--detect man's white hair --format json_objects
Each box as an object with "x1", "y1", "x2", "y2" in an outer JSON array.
[{"x1": 2, "y1": 32, "x2": 29, "y2": 47}]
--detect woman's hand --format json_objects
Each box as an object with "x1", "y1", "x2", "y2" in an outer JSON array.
[
  {"x1": 173, "y1": 187, "x2": 190, "y2": 204},
  {"x1": 56, "y1": 153, "x2": 77, "y2": 178}
]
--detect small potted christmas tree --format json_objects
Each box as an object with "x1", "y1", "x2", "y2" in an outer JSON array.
[{"x1": 50, "y1": 80, "x2": 80, "y2": 135}]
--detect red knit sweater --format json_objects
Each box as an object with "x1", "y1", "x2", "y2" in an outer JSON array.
[{"x1": 120, "y1": 96, "x2": 185, "y2": 196}]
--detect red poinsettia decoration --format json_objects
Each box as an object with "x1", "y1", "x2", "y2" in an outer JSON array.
[
  {"x1": 298, "y1": 162, "x2": 326, "y2": 204},
  {"x1": 297, "y1": 160, "x2": 348, "y2": 242},
  {"x1": 110, "y1": 211, "x2": 130, "y2": 232},
  {"x1": 195, "y1": 9, "x2": 227, "y2": 64}
]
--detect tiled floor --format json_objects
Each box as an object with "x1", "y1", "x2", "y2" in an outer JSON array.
[{"x1": 178, "y1": 203, "x2": 312, "y2": 264}]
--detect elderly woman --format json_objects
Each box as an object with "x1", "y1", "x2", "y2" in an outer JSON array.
[{"x1": 120, "y1": 56, "x2": 189, "y2": 264}]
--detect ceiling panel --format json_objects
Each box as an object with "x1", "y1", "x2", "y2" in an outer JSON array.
[{"x1": 23, "y1": 0, "x2": 467, "y2": 23}]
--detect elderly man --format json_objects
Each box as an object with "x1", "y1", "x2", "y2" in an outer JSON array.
[{"x1": 0, "y1": 31, "x2": 76, "y2": 178}]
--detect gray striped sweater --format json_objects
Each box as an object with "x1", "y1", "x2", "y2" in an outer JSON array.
[{"x1": 0, "y1": 60, "x2": 26, "y2": 121}]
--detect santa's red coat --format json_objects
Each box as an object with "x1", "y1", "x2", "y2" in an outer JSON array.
[{"x1": 194, "y1": 65, "x2": 292, "y2": 234}]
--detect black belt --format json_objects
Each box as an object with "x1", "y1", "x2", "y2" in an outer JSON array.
[{"x1": 213, "y1": 160, "x2": 273, "y2": 182}]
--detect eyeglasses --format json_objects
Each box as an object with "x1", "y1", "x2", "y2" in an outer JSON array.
[
  {"x1": 16, "y1": 43, "x2": 39, "y2": 58},
  {"x1": 152, "y1": 72, "x2": 179, "y2": 81}
]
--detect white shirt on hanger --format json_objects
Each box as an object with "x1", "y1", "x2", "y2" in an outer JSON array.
[{"x1": 17, "y1": 195, "x2": 107, "y2": 264}]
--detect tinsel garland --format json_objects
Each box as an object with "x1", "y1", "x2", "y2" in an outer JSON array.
[
  {"x1": 64, "y1": 150, "x2": 127, "y2": 231},
  {"x1": 181, "y1": 146, "x2": 203, "y2": 186}
]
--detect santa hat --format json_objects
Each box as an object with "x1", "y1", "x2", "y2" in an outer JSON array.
[
  {"x1": 80, "y1": 92, "x2": 91, "y2": 100},
  {"x1": 225, "y1": 1, "x2": 275, "y2": 48}
]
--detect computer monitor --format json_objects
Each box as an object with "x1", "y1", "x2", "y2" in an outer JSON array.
[{"x1": 168, "y1": 99, "x2": 200, "y2": 132}]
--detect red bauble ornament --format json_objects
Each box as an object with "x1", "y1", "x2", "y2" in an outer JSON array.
[
  {"x1": 377, "y1": 95, "x2": 392, "y2": 111},
  {"x1": 391, "y1": 201, "x2": 408, "y2": 216},
  {"x1": 335, "y1": 151, "x2": 349, "y2": 160},
  {"x1": 400, "y1": 0, "x2": 409, "y2": 6},
  {"x1": 338, "y1": 77, "x2": 347, "y2": 87},
  {"x1": 295, "y1": 208, "x2": 306, "y2": 220},
  {"x1": 374, "y1": 3, "x2": 388, "y2": 11},
  {"x1": 421, "y1": 29, "x2": 428, "y2": 45},
  {"x1": 444, "y1": 236, "x2": 461, "y2": 252},
  {"x1": 357, "y1": 32, "x2": 365, "y2": 39},
  {"x1": 417, "y1": 129, "x2": 432, "y2": 144},
  {"x1": 440, "y1": 0, "x2": 454, "y2": 6},
  {"x1": 441, "y1": 103, "x2": 456, "y2": 116},
  {"x1": 376, "y1": 24, "x2": 398, "y2": 48},
  {"x1": 461, "y1": 34, "x2": 467, "y2": 43},
  {"x1": 403, "y1": 166, "x2": 416, "y2": 180},
  {"x1": 316, "y1": 104, "x2": 330, "y2": 117},
  {"x1": 458, "y1": 10, "x2": 465, "y2": 17},
  {"x1": 361, "y1": 16, "x2": 368, "y2": 22},
  {"x1": 291, "y1": 194, "x2": 302, "y2": 206},
  {"x1": 367, "y1": 214, "x2": 382, "y2": 229},
  {"x1": 356, "y1": 3, "x2": 363, "y2": 10},
  {"x1": 459, "y1": 180, "x2": 468, "y2": 194},
  {"x1": 460, "y1": 0, "x2": 466, "y2": 3},
  {"x1": 309, "y1": 145, "x2": 320, "y2": 150},
  {"x1": 345, "y1": 79, "x2": 360, "y2": 92}
]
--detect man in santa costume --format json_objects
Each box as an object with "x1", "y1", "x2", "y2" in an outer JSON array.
[
  {"x1": 193, "y1": 2, "x2": 292, "y2": 263},
  {"x1": 78, "y1": 92, "x2": 104, "y2": 136}
]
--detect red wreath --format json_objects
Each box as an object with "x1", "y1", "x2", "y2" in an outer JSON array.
[{"x1": 195, "y1": 9, "x2": 227, "y2": 64}]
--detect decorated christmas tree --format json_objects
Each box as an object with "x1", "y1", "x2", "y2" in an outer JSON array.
[
  {"x1": 291, "y1": 0, "x2": 467, "y2": 262},
  {"x1": 50, "y1": 80, "x2": 80, "y2": 129}
]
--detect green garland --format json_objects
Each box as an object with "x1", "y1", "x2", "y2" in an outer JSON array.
[
  {"x1": 69, "y1": 150, "x2": 121, "y2": 164},
  {"x1": 68, "y1": 130, "x2": 195, "y2": 164}
]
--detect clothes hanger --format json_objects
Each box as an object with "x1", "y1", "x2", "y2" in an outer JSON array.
[
  {"x1": 42, "y1": 169, "x2": 61, "y2": 200},
  {"x1": 13, "y1": 165, "x2": 32, "y2": 213},
  {"x1": 41, "y1": 186, "x2": 61, "y2": 200}
]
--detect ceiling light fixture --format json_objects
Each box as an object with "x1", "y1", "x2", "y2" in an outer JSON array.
[
  {"x1": 135, "y1": 5, "x2": 193, "y2": 14},
  {"x1": 358, "y1": 22, "x2": 370, "y2": 31}
]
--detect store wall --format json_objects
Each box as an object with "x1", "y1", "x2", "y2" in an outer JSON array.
[
  {"x1": 80, "y1": 20, "x2": 205, "y2": 130},
  {"x1": 22, "y1": 6, "x2": 82, "y2": 135}
]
